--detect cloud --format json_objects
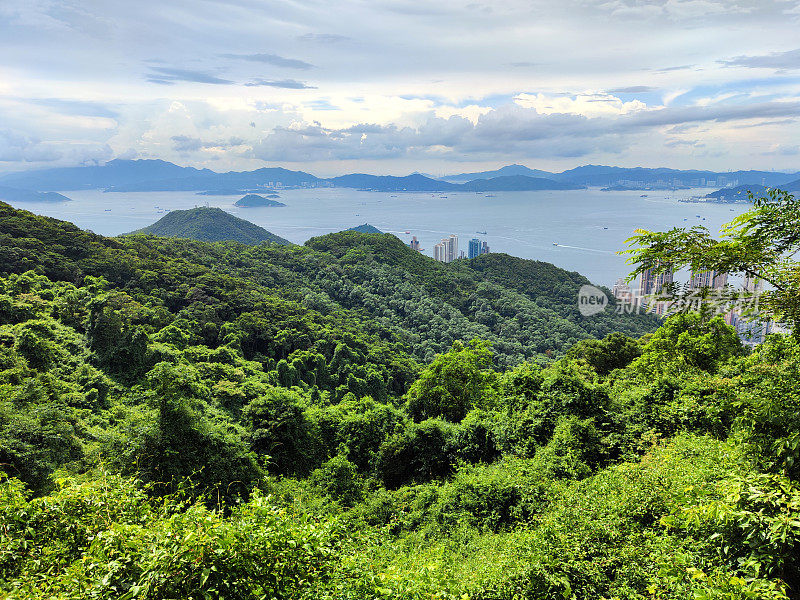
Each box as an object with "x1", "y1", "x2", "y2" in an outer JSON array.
[
  {"x1": 146, "y1": 67, "x2": 233, "y2": 85},
  {"x1": 221, "y1": 53, "x2": 314, "y2": 69},
  {"x1": 763, "y1": 143, "x2": 800, "y2": 156},
  {"x1": 171, "y1": 135, "x2": 246, "y2": 153},
  {"x1": 27, "y1": 98, "x2": 118, "y2": 119},
  {"x1": 606, "y1": 86, "x2": 657, "y2": 94},
  {"x1": 296, "y1": 33, "x2": 349, "y2": 44},
  {"x1": 652, "y1": 64, "x2": 696, "y2": 73},
  {"x1": 719, "y1": 48, "x2": 800, "y2": 70},
  {"x1": 245, "y1": 98, "x2": 800, "y2": 163},
  {"x1": 244, "y1": 79, "x2": 317, "y2": 89}
]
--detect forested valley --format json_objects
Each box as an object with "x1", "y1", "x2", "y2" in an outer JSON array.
[{"x1": 1, "y1": 198, "x2": 799, "y2": 600}]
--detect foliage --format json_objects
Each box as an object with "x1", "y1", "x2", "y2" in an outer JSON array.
[
  {"x1": 623, "y1": 187, "x2": 800, "y2": 331},
  {"x1": 2, "y1": 199, "x2": 800, "y2": 599}
]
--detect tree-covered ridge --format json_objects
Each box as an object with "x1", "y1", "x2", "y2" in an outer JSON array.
[
  {"x1": 0, "y1": 202, "x2": 657, "y2": 367},
  {"x1": 3, "y1": 199, "x2": 799, "y2": 599},
  {"x1": 127, "y1": 206, "x2": 292, "y2": 245}
]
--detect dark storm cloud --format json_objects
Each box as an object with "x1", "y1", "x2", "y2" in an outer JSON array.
[
  {"x1": 244, "y1": 79, "x2": 317, "y2": 89},
  {"x1": 719, "y1": 48, "x2": 800, "y2": 70},
  {"x1": 146, "y1": 67, "x2": 233, "y2": 85},
  {"x1": 221, "y1": 53, "x2": 315, "y2": 70}
]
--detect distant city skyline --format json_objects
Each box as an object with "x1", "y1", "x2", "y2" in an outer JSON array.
[{"x1": 2, "y1": 1, "x2": 800, "y2": 176}]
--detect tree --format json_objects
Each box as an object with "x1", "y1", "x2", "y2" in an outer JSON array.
[
  {"x1": 405, "y1": 339, "x2": 497, "y2": 422},
  {"x1": 623, "y1": 188, "x2": 800, "y2": 332}
]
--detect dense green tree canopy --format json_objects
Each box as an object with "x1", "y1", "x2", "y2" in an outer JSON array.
[{"x1": 1, "y1": 200, "x2": 800, "y2": 599}]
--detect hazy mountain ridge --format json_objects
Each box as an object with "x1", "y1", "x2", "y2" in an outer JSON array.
[
  {"x1": 440, "y1": 164, "x2": 556, "y2": 183},
  {"x1": 4, "y1": 159, "x2": 798, "y2": 195}
]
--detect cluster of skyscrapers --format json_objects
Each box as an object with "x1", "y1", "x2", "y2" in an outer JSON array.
[
  {"x1": 612, "y1": 266, "x2": 782, "y2": 346},
  {"x1": 416, "y1": 234, "x2": 490, "y2": 263},
  {"x1": 433, "y1": 235, "x2": 460, "y2": 263},
  {"x1": 468, "y1": 238, "x2": 491, "y2": 259}
]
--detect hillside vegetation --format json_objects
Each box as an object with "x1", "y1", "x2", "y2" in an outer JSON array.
[
  {"x1": 127, "y1": 206, "x2": 291, "y2": 245},
  {"x1": 1, "y1": 199, "x2": 799, "y2": 599}
]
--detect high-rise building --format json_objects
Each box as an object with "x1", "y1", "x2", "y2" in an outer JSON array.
[
  {"x1": 743, "y1": 274, "x2": 763, "y2": 293},
  {"x1": 447, "y1": 234, "x2": 458, "y2": 262},
  {"x1": 638, "y1": 262, "x2": 674, "y2": 297},
  {"x1": 432, "y1": 234, "x2": 463, "y2": 263},
  {"x1": 433, "y1": 242, "x2": 446, "y2": 262},
  {"x1": 612, "y1": 277, "x2": 632, "y2": 300},
  {"x1": 690, "y1": 270, "x2": 728, "y2": 289},
  {"x1": 468, "y1": 238, "x2": 481, "y2": 259},
  {"x1": 409, "y1": 236, "x2": 421, "y2": 252},
  {"x1": 481, "y1": 241, "x2": 490, "y2": 255},
  {"x1": 638, "y1": 261, "x2": 674, "y2": 315}
]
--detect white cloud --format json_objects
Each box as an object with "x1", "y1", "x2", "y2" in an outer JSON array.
[
  {"x1": 0, "y1": 0, "x2": 799, "y2": 173},
  {"x1": 513, "y1": 92, "x2": 648, "y2": 117}
]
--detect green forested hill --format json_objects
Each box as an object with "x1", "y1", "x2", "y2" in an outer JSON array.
[
  {"x1": 1, "y1": 200, "x2": 799, "y2": 600},
  {"x1": 128, "y1": 206, "x2": 291, "y2": 245},
  {"x1": 346, "y1": 223, "x2": 383, "y2": 233}
]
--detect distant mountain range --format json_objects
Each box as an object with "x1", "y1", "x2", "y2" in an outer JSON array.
[
  {"x1": 702, "y1": 179, "x2": 800, "y2": 202},
  {"x1": 442, "y1": 164, "x2": 800, "y2": 189},
  {"x1": 0, "y1": 186, "x2": 71, "y2": 203},
  {"x1": 1, "y1": 159, "x2": 798, "y2": 195},
  {"x1": 440, "y1": 164, "x2": 557, "y2": 183},
  {"x1": 327, "y1": 173, "x2": 582, "y2": 192},
  {"x1": 126, "y1": 207, "x2": 291, "y2": 245}
]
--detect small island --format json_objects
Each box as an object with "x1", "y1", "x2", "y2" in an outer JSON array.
[
  {"x1": 346, "y1": 223, "x2": 383, "y2": 234},
  {"x1": 234, "y1": 194, "x2": 286, "y2": 208}
]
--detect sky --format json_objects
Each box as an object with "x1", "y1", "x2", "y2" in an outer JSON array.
[{"x1": 1, "y1": 0, "x2": 800, "y2": 176}]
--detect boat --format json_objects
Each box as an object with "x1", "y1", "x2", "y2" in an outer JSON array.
[
  {"x1": 552, "y1": 242, "x2": 558, "y2": 246},
  {"x1": 640, "y1": 194, "x2": 648, "y2": 197},
  {"x1": 404, "y1": 230, "x2": 410, "y2": 234},
  {"x1": 476, "y1": 230, "x2": 487, "y2": 235},
  {"x1": 603, "y1": 227, "x2": 608, "y2": 230},
  {"x1": 104, "y1": 209, "x2": 111, "y2": 212}
]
